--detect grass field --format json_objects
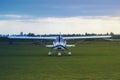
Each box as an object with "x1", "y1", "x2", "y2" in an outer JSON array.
[{"x1": 0, "y1": 41, "x2": 120, "y2": 80}]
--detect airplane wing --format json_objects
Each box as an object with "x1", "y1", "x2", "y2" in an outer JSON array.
[
  {"x1": 8, "y1": 35, "x2": 56, "y2": 40},
  {"x1": 63, "y1": 35, "x2": 111, "y2": 40}
]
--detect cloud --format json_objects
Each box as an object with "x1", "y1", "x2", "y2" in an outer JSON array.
[
  {"x1": 0, "y1": 14, "x2": 32, "y2": 20},
  {"x1": 0, "y1": 14, "x2": 22, "y2": 18},
  {"x1": 0, "y1": 15, "x2": 120, "y2": 34}
]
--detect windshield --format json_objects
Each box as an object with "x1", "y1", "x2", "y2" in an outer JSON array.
[{"x1": 55, "y1": 37, "x2": 65, "y2": 42}]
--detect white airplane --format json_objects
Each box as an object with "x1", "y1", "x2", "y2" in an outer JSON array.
[{"x1": 8, "y1": 34, "x2": 111, "y2": 56}]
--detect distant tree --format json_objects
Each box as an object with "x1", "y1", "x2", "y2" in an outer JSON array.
[
  {"x1": 27, "y1": 33, "x2": 35, "y2": 36},
  {"x1": 20, "y1": 32, "x2": 23, "y2": 36},
  {"x1": 85, "y1": 32, "x2": 88, "y2": 36},
  {"x1": 110, "y1": 32, "x2": 114, "y2": 36},
  {"x1": 106, "y1": 32, "x2": 109, "y2": 35}
]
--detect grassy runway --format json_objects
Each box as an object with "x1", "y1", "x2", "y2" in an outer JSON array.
[{"x1": 0, "y1": 41, "x2": 120, "y2": 80}]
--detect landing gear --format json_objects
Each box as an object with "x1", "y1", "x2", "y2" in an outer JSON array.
[
  {"x1": 48, "y1": 51, "x2": 72, "y2": 56},
  {"x1": 58, "y1": 52, "x2": 62, "y2": 56},
  {"x1": 68, "y1": 52, "x2": 72, "y2": 56},
  {"x1": 48, "y1": 52, "x2": 52, "y2": 56}
]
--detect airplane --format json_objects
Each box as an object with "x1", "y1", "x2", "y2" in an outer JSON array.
[{"x1": 8, "y1": 34, "x2": 111, "y2": 56}]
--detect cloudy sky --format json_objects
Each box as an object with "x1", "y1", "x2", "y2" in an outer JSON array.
[{"x1": 0, "y1": 0, "x2": 120, "y2": 34}]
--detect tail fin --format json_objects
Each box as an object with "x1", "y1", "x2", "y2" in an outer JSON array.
[
  {"x1": 66, "y1": 45, "x2": 75, "y2": 47},
  {"x1": 46, "y1": 45, "x2": 54, "y2": 48},
  {"x1": 58, "y1": 32, "x2": 61, "y2": 43}
]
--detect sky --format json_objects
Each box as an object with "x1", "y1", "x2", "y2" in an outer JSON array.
[{"x1": 0, "y1": 0, "x2": 120, "y2": 34}]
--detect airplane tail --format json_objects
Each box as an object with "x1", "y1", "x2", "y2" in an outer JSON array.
[
  {"x1": 66, "y1": 45, "x2": 75, "y2": 47},
  {"x1": 46, "y1": 45, "x2": 54, "y2": 48}
]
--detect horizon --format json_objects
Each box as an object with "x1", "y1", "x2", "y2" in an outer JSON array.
[{"x1": 0, "y1": 32, "x2": 116, "y2": 36}]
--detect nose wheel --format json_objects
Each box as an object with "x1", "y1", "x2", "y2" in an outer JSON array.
[
  {"x1": 68, "y1": 52, "x2": 72, "y2": 56},
  {"x1": 58, "y1": 52, "x2": 62, "y2": 56}
]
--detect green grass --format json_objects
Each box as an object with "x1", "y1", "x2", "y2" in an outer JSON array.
[{"x1": 0, "y1": 41, "x2": 120, "y2": 80}]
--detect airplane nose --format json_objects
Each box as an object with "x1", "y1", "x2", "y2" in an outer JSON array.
[{"x1": 57, "y1": 47, "x2": 62, "y2": 50}]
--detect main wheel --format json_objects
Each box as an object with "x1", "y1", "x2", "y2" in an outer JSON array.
[
  {"x1": 48, "y1": 52, "x2": 52, "y2": 56},
  {"x1": 68, "y1": 52, "x2": 72, "y2": 56}
]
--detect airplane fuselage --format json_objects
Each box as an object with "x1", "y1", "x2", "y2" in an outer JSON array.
[{"x1": 53, "y1": 36, "x2": 66, "y2": 50}]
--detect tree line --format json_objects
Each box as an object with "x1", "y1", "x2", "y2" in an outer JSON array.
[{"x1": 0, "y1": 32, "x2": 120, "y2": 39}]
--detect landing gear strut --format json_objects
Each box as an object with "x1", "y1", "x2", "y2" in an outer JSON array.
[{"x1": 48, "y1": 52, "x2": 52, "y2": 56}]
